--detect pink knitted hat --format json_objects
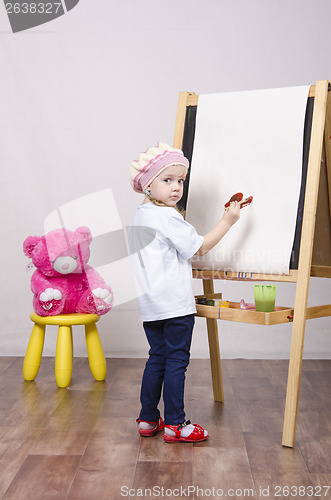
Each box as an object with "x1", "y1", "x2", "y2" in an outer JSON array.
[{"x1": 130, "y1": 142, "x2": 189, "y2": 193}]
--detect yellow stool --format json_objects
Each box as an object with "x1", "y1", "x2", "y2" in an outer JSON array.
[{"x1": 23, "y1": 313, "x2": 107, "y2": 388}]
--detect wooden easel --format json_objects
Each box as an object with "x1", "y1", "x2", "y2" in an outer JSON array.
[{"x1": 173, "y1": 80, "x2": 331, "y2": 447}]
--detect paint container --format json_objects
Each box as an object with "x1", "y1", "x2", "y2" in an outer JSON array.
[
  {"x1": 219, "y1": 300, "x2": 229, "y2": 308},
  {"x1": 254, "y1": 285, "x2": 277, "y2": 312},
  {"x1": 206, "y1": 299, "x2": 215, "y2": 306}
]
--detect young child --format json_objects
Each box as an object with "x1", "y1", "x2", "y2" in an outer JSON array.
[{"x1": 129, "y1": 142, "x2": 240, "y2": 443}]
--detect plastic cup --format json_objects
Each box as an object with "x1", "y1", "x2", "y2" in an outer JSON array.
[{"x1": 254, "y1": 284, "x2": 277, "y2": 312}]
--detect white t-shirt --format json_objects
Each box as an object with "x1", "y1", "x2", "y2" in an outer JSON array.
[{"x1": 130, "y1": 203, "x2": 204, "y2": 322}]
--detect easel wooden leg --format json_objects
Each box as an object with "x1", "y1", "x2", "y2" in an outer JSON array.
[
  {"x1": 282, "y1": 315, "x2": 306, "y2": 447},
  {"x1": 203, "y1": 279, "x2": 224, "y2": 402},
  {"x1": 282, "y1": 79, "x2": 329, "y2": 447}
]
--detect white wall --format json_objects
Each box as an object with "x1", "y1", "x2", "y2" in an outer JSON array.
[{"x1": 0, "y1": 0, "x2": 330, "y2": 359}]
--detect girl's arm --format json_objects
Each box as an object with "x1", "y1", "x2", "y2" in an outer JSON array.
[{"x1": 196, "y1": 201, "x2": 240, "y2": 256}]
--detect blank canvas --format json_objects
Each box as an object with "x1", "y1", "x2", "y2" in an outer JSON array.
[{"x1": 186, "y1": 86, "x2": 310, "y2": 275}]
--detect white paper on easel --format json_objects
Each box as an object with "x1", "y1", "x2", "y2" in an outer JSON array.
[{"x1": 186, "y1": 86, "x2": 310, "y2": 275}]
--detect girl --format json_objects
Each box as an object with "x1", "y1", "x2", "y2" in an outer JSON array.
[{"x1": 129, "y1": 142, "x2": 240, "y2": 443}]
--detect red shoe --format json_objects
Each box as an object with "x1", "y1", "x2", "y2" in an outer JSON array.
[
  {"x1": 163, "y1": 420, "x2": 209, "y2": 443},
  {"x1": 136, "y1": 417, "x2": 164, "y2": 437}
]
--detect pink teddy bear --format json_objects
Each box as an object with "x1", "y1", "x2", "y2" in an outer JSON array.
[{"x1": 23, "y1": 226, "x2": 113, "y2": 316}]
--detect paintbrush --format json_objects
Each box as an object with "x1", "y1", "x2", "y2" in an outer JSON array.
[{"x1": 224, "y1": 192, "x2": 253, "y2": 209}]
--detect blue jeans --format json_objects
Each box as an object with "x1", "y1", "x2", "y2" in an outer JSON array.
[{"x1": 139, "y1": 314, "x2": 194, "y2": 426}]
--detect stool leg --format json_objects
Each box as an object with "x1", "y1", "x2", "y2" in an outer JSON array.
[
  {"x1": 55, "y1": 326, "x2": 73, "y2": 388},
  {"x1": 85, "y1": 323, "x2": 107, "y2": 381},
  {"x1": 23, "y1": 323, "x2": 45, "y2": 381}
]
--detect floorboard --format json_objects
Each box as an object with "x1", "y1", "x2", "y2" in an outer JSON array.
[{"x1": 0, "y1": 357, "x2": 331, "y2": 499}]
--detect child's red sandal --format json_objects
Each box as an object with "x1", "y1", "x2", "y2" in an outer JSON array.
[
  {"x1": 163, "y1": 420, "x2": 209, "y2": 443},
  {"x1": 136, "y1": 417, "x2": 164, "y2": 437}
]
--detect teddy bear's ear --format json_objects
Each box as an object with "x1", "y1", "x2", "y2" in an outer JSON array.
[
  {"x1": 76, "y1": 226, "x2": 92, "y2": 243},
  {"x1": 23, "y1": 235, "x2": 42, "y2": 257}
]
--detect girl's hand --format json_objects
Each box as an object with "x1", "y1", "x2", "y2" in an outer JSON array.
[
  {"x1": 196, "y1": 201, "x2": 241, "y2": 256},
  {"x1": 222, "y1": 201, "x2": 240, "y2": 226}
]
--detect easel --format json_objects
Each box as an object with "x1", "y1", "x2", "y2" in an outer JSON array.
[{"x1": 173, "y1": 80, "x2": 331, "y2": 447}]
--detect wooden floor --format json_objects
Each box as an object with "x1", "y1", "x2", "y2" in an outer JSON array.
[{"x1": 0, "y1": 357, "x2": 331, "y2": 499}]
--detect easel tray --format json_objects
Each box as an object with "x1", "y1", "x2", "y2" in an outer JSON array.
[
  {"x1": 195, "y1": 301, "x2": 294, "y2": 325},
  {"x1": 195, "y1": 301, "x2": 331, "y2": 325}
]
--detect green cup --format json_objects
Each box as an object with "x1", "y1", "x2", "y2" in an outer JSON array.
[{"x1": 254, "y1": 284, "x2": 277, "y2": 312}]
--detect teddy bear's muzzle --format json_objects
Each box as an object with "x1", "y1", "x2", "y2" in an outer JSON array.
[{"x1": 53, "y1": 256, "x2": 78, "y2": 275}]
